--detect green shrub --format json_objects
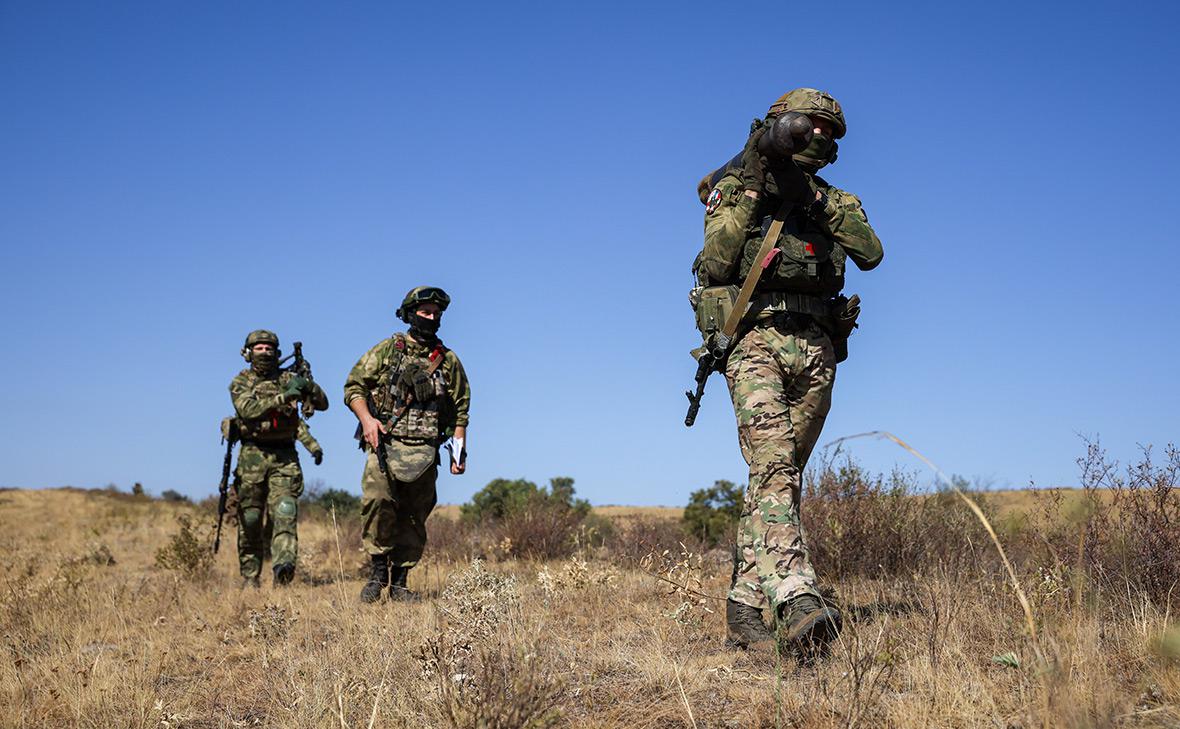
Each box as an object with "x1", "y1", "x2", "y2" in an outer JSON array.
[
  {"x1": 155, "y1": 514, "x2": 214, "y2": 579},
  {"x1": 160, "y1": 489, "x2": 191, "y2": 503},
  {"x1": 682, "y1": 480, "x2": 743, "y2": 548},
  {"x1": 462, "y1": 477, "x2": 589, "y2": 524},
  {"x1": 306, "y1": 487, "x2": 361, "y2": 515}
]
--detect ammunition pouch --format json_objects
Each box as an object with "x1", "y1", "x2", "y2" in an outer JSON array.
[
  {"x1": 690, "y1": 284, "x2": 739, "y2": 340},
  {"x1": 220, "y1": 417, "x2": 240, "y2": 444}
]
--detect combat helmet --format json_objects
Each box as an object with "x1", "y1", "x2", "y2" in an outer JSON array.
[
  {"x1": 396, "y1": 286, "x2": 451, "y2": 323},
  {"x1": 244, "y1": 329, "x2": 280, "y2": 349},
  {"x1": 241, "y1": 329, "x2": 280, "y2": 362},
  {"x1": 768, "y1": 88, "x2": 846, "y2": 138}
]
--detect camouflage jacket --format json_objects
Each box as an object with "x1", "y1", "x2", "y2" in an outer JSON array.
[
  {"x1": 296, "y1": 420, "x2": 322, "y2": 456},
  {"x1": 229, "y1": 368, "x2": 329, "y2": 446},
  {"x1": 343, "y1": 333, "x2": 470, "y2": 443},
  {"x1": 699, "y1": 169, "x2": 883, "y2": 295}
]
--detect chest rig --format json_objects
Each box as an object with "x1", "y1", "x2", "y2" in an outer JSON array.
[
  {"x1": 237, "y1": 372, "x2": 300, "y2": 444},
  {"x1": 740, "y1": 207, "x2": 847, "y2": 297},
  {"x1": 372, "y1": 334, "x2": 451, "y2": 444}
]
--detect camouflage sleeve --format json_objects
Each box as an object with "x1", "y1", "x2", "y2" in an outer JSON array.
[
  {"x1": 230, "y1": 372, "x2": 289, "y2": 420},
  {"x1": 817, "y1": 187, "x2": 883, "y2": 271},
  {"x1": 444, "y1": 351, "x2": 470, "y2": 429},
  {"x1": 296, "y1": 420, "x2": 321, "y2": 455},
  {"x1": 343, "y1": 339, "x2": 390, "y2": 407},
  {"x1": 700, "y1": 173, "x2": 759, "y2": 283},
  {"x1": 305, "y1": 380, "x2": 329, "y2": 412}
]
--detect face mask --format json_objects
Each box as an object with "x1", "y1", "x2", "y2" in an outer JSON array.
[
  {"x1": 409, "y1": 312, "x2": 440, "y2": 341},
  {"x1": 251, "y1": 350, "x2": 277, "y2": 375},
  {"x1": 793, "y1": 133, "x2": 835, "y2": 172}
]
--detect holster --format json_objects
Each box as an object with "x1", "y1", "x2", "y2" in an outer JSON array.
[{"x1": 828, "y1": 294, "x2": 861, "y2": 364}]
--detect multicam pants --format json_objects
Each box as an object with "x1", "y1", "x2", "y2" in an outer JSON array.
[
  {"x1": 235, "y1": 443, "x2": 303, "y2": 579},
  {"x1": 724, "y1": 319, "x2": 835, "y2": 613},
  {"x1": 360, "y1": 450, "x2": 439, "y2": 567}
]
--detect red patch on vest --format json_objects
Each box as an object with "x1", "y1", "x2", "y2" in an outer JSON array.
[
  {"x1": 705, "y1": 188, "x2": 723, "y2": 214},
  {"x1": 804, "y1": 243, "x2": 815, "y2": 255}
]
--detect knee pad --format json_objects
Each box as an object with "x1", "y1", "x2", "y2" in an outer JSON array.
[
  {"x1": 274, "y1": 496, "x2": 298, "y2": 522},
  {"x1": 241, "y1": 507, "x2": 263, "y2": 529}
]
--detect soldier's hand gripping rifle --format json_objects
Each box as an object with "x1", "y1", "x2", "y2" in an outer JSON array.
[
  {"x1": 279, "y1": 341, "x2": 318, "y2": 418},
  {"x1": 213, "y1": 418, "x2": 239, "y2": 554}
]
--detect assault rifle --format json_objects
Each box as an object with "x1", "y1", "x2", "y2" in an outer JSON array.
[
  {"x1": 279, "y1": 341, "x2": 318, "y2": 418},
  {"x1": 213, "y1": 418, "x2": 239, "y2": 554},
  {"x1": 684, "y1": 334, "x2": 731, "y2": 427}
]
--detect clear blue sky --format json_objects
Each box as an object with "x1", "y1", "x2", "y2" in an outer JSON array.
[{"x1": 2, "y1": 1, "x2": 1177, "y2": 504}]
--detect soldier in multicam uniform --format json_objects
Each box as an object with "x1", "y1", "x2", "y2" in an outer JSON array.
[
  {"x1": 344, "y1": 287, "x2": 470, "y2": 603},
  {"x1": 698, "y1": 89, "x2": 883, "y2": 655},
  {"x1": 229, "y1": 329, "x2": 329, "y2": 587}
]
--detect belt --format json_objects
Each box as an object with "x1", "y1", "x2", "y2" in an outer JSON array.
[
  {"x1": 748, "y1": 291, "x2": 831, "y2": 319},
  {"x1": 239, "y1": 439, "x2": 296, "y2": 450}
]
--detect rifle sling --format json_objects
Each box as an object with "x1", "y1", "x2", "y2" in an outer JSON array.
[{"x1": 719, "y1": 199, "x2": 792, "y2": 340}]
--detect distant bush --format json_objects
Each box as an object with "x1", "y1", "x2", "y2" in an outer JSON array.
[
  {"x1": 457, "y1": 477, "x2": 597, "y2": 560},
  {"x1": 160, "y1": 489, "x2": 191, "y2": 503},
  {"x1": 305, "y1": 488, "x2": 362, "y2": 515},
  {"x1": 131, "y1": 482, "x2": 145, "y2": 497},
  {"x1": 682, "y1": 480, "x2": 743, "y2": 548},
  {"x1": 155, "y1": 514, "x2": 213, "y2": 579}
]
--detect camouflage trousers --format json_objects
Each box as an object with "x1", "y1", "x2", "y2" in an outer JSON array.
[
  {"x1": 359, "y1": 449, "x2": 439, "y2": 567},
  {"x1": 235, "y1": 443, "x2": 303, "y2": 579},
  {"x1": 724, "y1": 319, "x2": 835, "y2": 613}
]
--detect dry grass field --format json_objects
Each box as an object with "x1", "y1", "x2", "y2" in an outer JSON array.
[{"x1": 2, "y1": 469, "x2": 1179, "y2": 728}]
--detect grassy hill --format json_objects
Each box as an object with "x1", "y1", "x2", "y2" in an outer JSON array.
[{"x1": 1, "y1": 485, "x2": 1177, "y2": 727}]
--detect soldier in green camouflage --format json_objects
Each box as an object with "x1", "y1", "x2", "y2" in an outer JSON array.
[
  {"x1": 698, "y1": 89, "x2": 883, "y2": 656},
  {"x1": 229, "y1": 329, "x2": 329, "y2": 587},
  {"x1": 344, "y1": 287, "x2": 471, "y2": 603}
]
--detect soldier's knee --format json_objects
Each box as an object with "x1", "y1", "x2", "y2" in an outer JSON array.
[
  {"x1": 273, "y1": 496, "x2": 298, "y2": 525},
  {"x1": 241, "y1": 507, "x2": 263, "y2": 529}
]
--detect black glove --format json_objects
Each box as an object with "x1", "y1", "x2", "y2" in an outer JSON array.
[
  {"x1": 398, "y1": 363, "x2": 435, "y2": 403},
  {"x1": 767, "y1": 157, "x2": 815, "y2": 208},
  {"x1": 738, "y1": 120, "x2": 769, "y2": 193},
  {"x1": 312, "y1": 449, "x2": 324, "y2": 466}
]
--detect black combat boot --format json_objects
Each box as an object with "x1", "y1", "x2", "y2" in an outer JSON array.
[
  {"x1": 273, "y1": 562, "x2": 295, "y2": 587},
  {"x1": 388, "y1": 565, "x2": 418, "y2": 601},
  {"x1": 725, "y1": 599, "x2": 774, "y2": 649},
  {"x1": 360, "y1": 553, "x2": 390, "y2": 603},
  {"x1": 777, "y1": 592, "x2": 842, "y2": 662}
]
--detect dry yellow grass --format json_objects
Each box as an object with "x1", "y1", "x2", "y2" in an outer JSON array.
[{"x1": 2, "y1": 488, "x2": 1177, "y2": 728}]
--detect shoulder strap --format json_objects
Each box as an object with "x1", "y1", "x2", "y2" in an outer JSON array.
[{"x1": 717, "y1": 199, "x2": 792, "y2": 345}]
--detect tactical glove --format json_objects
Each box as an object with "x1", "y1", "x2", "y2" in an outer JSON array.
[
  {"x1": 312, "y1": 449, "x2": 324, "y2": 466},
  {"x1": 767, "y1": 157, "x2": 815, "y2": 208},
  {"x1": 398, "y1": 363, "x2": 435, "y2": 403},
  {"x1": 738, "y1": 120, "x2": 769, "y2": 193},
  {"x1": 283, "y1": 376, "x2": 309, "y2": 399}
]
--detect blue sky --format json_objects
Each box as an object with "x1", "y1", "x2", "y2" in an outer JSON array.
[{"x1": 1, "y1": 1, "x2": 1177, "y2": 504}]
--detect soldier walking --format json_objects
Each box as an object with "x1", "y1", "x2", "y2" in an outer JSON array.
[
  {"x1": 695, "y1": 89, "x2": 883, "y2": 655},
  {"x1": 344, "y1": 287, "x2": 470, "y2": 602},
  {"x1": 229, "y1": 330, "x2": 328, "y2": 587}
]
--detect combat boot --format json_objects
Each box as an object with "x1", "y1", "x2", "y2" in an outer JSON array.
[
  {"x1": 388, "y1": 566, "x2": 419, "y2": 601},
  {"x1": 273, "y1": 562, "x2": 295, "y2": 587},
  {"x1": 725, "y1": 599, "x2": 774, "y2": 649},
  {"x1": 360, "y1": 554, "x2": 390, "y2": 603},
  {"x1": 776, "y1": 592, "x2": 842, "y2": 662}
]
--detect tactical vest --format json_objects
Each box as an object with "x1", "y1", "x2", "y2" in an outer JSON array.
[
  {"x1": 371, "y1": 334, "x2": 452, "y2": 444},
  {"x1": 236, "y1": 372, "x2": 300, "y2": 445},
  {"x1": 740, "y1": 210, "x2": 846, "y2": 297}
]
